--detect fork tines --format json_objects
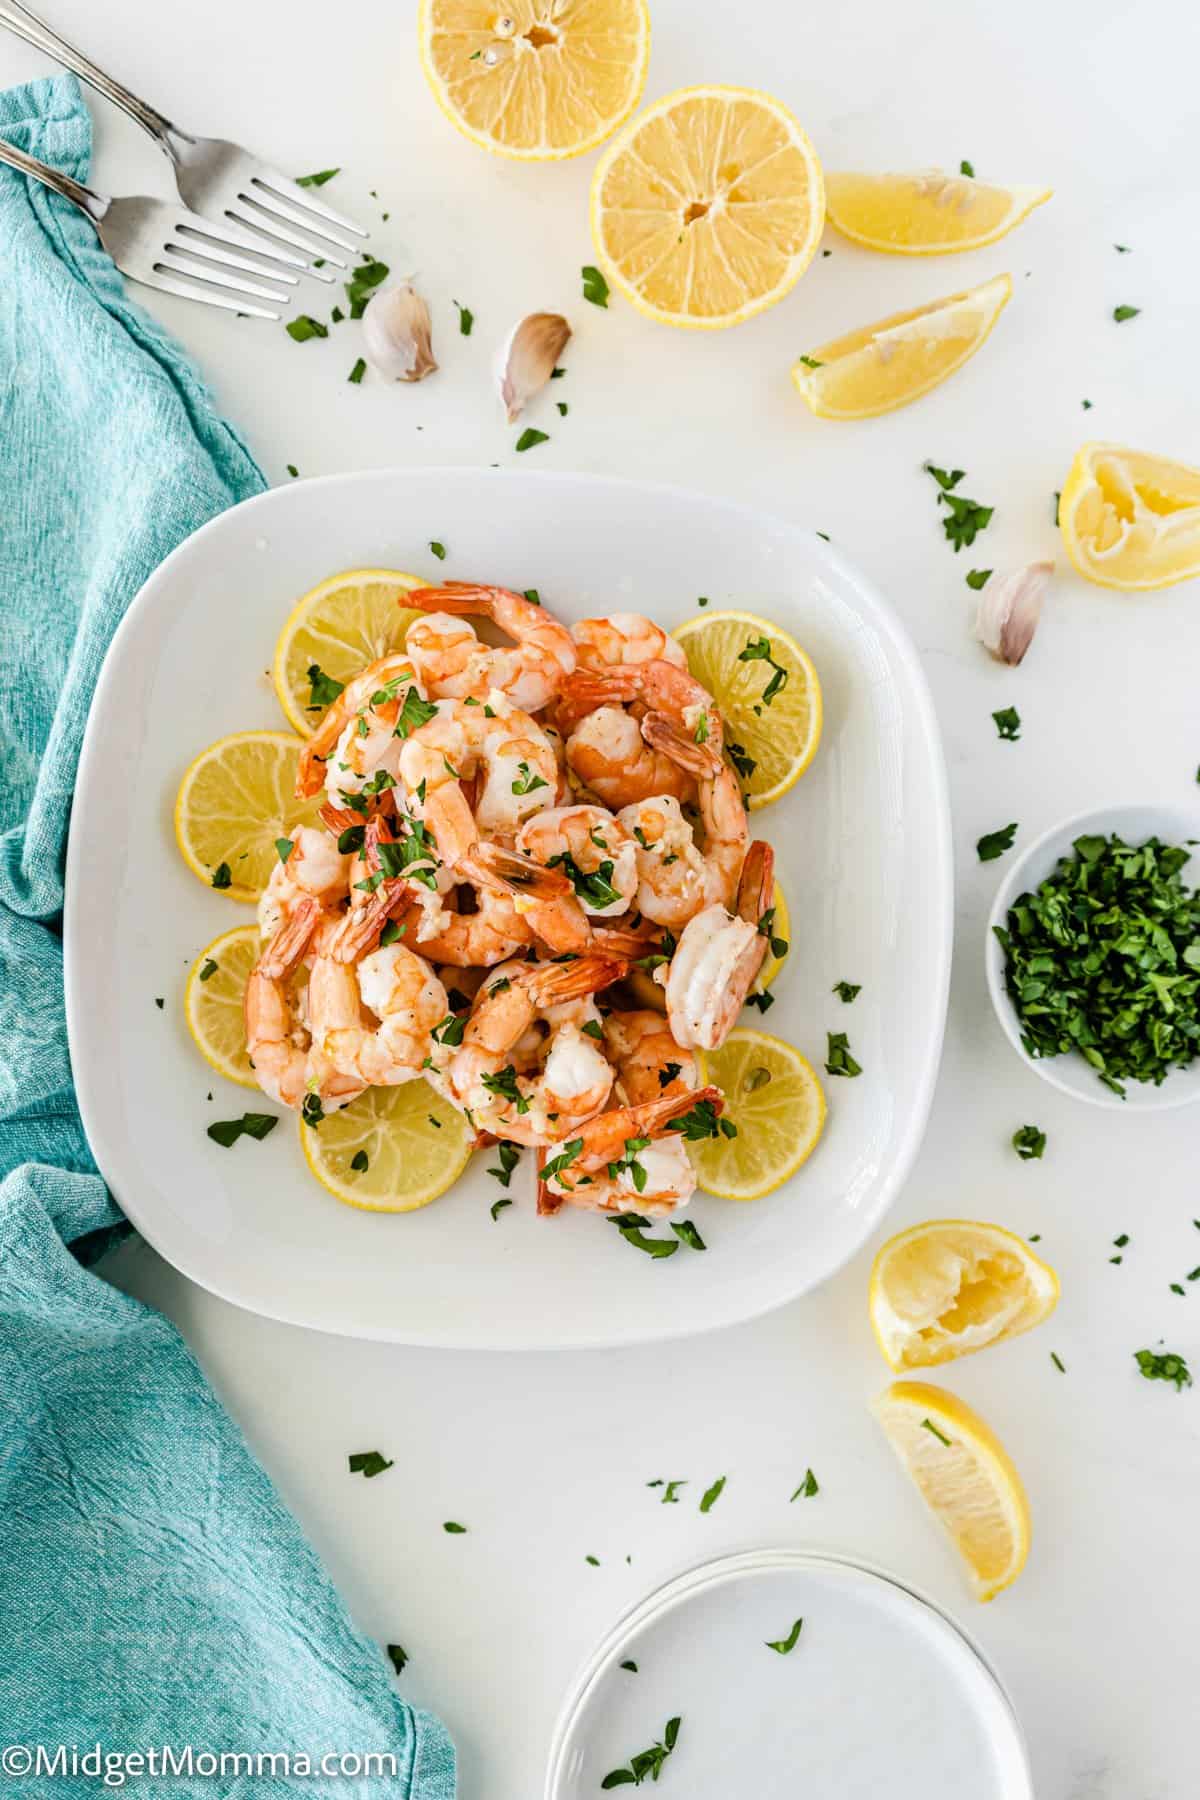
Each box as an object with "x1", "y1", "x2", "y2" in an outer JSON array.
[{"x1": 224, "y1": 167, "x2": 368, "y2": 274}]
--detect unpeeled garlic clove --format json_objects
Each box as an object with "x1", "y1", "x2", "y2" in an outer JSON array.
[
  {"x1": 497, "y1": 312, "x2": 571, "y2": 422},
  {"x1": 975, "y1": 561, "x2": 1052, "y2": 665},
  {"x1": 362, "y1": 281, "x2": 438, "y2": 383}
]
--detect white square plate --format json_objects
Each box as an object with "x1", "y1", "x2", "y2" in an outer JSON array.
[{"x1": 65, "y1": 469, "x2": 951, "y2": 1346}]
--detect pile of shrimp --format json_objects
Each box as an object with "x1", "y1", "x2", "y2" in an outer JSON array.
[{"x1": 246, "y1": 583, "x2": 777, "y2": 1220}]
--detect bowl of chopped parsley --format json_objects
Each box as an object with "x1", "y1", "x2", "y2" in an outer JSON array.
[{"x1": 985, "y1": 806, "x2": 1200, "y2": 1109}]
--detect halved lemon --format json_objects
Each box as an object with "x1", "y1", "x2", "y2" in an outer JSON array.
[
  {"x1": 1059, "y1": 442, "x2": 1200, "y2": 590},
  {"x1": 690, "y1": 1029, "x2": 825, "y2": 1200},
  {"x1": 184, "y1": 925, "x2": 261, "y2": 1087},
  {"x1": 673, "y1": 610, "x2": 821, "y2": 808},
  {"x1": 873, "y1": 1381, "x2": 1031, "y2": 1601},
  {"x1": 870, "y1": 1220, "x2": 1059, "y2": 1372},
  {"x1": 174, "y1": 731, "x2": 324, "y2": 902},
  {"x1": 418, "y1": 0, "x2": 649, "y2": 161},
  {"x1": 301, "y1": 1079, "x2": 474, "y2": 1211},
  {"x1": 825, "y1": 170, "x2": 1051, "y2": 255},
  {"x1": 590, "y1": 85, "x2": 824, "y2": 330},
  {"x1": 752, "y1": 877, "x2": 789, "y2": 995},
  {"x1": 792, "y1": 274, "x2": 1011, "y2": 420},
  {"x1": 273, "y1": 567, "x2": 425, "y2": 736}
]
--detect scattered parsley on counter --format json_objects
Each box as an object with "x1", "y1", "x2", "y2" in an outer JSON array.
[
  {"x1": 207, "y1": 1112, "x2": 277, "y2": 1148},
  {"x1": 443, "y1": 1521, "x2": 467, "y2": 1533},
  {"x1": 993, "y1": 833, "x2": 1200, "y2": 1095},
  {"x1": 454, "y1": 301, "x2": 474, "y2": 336},
  {"x1": 1050, "y1": 1351, "x2": 1066, "y2": 1373},
  {"x1": 581, "y1": 264, "x2": 610, "y2": 307},
  {"x1": 699, "y1": 1476, "x2": 726, "y2": 1513},
  {"x1": 832, "y1": 980, "x2": 861, "y2": 1003},
  {"x1": 586, "y1": 1555, "x2": 600, "y2": 1566},
  {"x1": 345, "y1": 258, "x2": 389, "y2": 319},
  {"x1": 1113, "y1": 304, "x2": 1140, "y2": 323},
  {"x1": 966, "y1": 568, "x2": 992, "y2": 589},
  {"x1": 1134, "y1": 1349, "x2": 1191, "y2": 1390},
  {"x1": 348, "y1": 1451, "x2": 393, "y2": 1478},
  {"x1": 387, "y1": 1644, "x2": 408, "y2": 1675},
  {"x1": 977, "y1": 822, "x2": 1018, "y2": 862},
  {"x1": 620, "y1": 1660, "x2": 638, "y2": 1673},
  {"x1": 211, "y1": 861, "x2": 232, "y2": 889},
  {"x1": 286, "y1": 315, "x2": 328, "y2": 342},
  {"x1": 348, "y1": 357, "x2": 366, "y2": 384},
  {"x1": 515, "y1": 427, "x2": 549, "y2": 453},
  {"x1": 556, "y1": 401, "x2": 568, "y2": 416},
  {"x1": 992, "y1": 707, "x2": 1021, "y2": 742},
  {"x1": 550, "y1": 366, "x2": 566, "y2": 379},
  {"x1": 296, "y1": 168, "x2": 340, "y2": 187},
  {"x1": 960, "y1": 159, "x2": 975, "y2": 177},
  {"x1": 602, "y1": 1717, "x2": 681, "y2": 1789},
  {"x1": 925, "y1": 463, "x2": 965, "y2": 490},
  {"x1": 286, "y1": 463, "x2": 299, "y2": 478},
  {"x1": 766, "y1": 1618, "x2": 804, "y2": 1655},
  {"x1": 1082, "y1": 398, "x2": 1093, "y2": 410},
  {"x1": 1013, "y1": 1125, "x2": 1046, "y2": 1161},
  {"x1": 429, "y1": 540, "x2": 447, "y2": 560},
  {"x1": 825, "y1": 1032, "x2": 862, "y2": 1078},
  {"x1": 660, "y1": 1480, "x2": 686, "y2": 1504},
  {"x1": 791, "y1": 1468, "x2": 819, "y2": 1500},
  {"x1": 939, "y1": 490, "x2": 994, "y2": 552},
  {"x1": 154, "y1": 996, "x2": 164, "y2": 1010},
  {"x1": 1114, "y1": 243, "x2": 1131, "y2": 253}
]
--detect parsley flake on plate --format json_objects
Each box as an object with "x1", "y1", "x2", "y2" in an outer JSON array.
[
  {"x1": 515, "y1": 427, "x2": 549, "y2": 453},
  {"x1": 348, "y1": 1450, "x2": 393, "y2": 1478},
  {"x1": 285, "y1": 314, "x2": 328, "y2": 342},
  {"x1": 581, "y1": 264, "x2": 610, "y2": 307},
  {"x1": 601, "y1": 1717, "x2": 680, "y2": 1789},
  {"x1": 348, "y1": 357, "x2": 367, "y2": 384},
  {"x1": 966, "y1": 568, "x2": 992, "y2": 590},
  {"x1": 1113, "y1": 304, "x2": 1140, "y2": 322},
  {"x1": 832, "y1": 980, "x2": 860, "y2": 1003},
  {"x1": 992, "y1": 707, "x2": 1021, "y2": 742},
  {"x1": 791, "y1": 1468, "x2": 819, "y2": 1500},
  {"x1": 699, "y1": 1475, "x2": 726, "y2": 1512},
  {"x1": 429, "y1": 540, "x2": 447, "y2": 560},
  {"x1": 387, "y1": 1644, "x2": 407, "y2": 1675},
  {"x1": 443, "y1": 1521, "x2": 467, "y2": 1534},
  {"x1": 206, "y1": 1112, "x2": 278, "y2": 1148},
  {"x1": 977, "y1": 822, "x2": 1018, "y2": 862},
  {"x1": 765, "y1": 1617, "x2": 804, "y2": 1655},
  {"x1": 454, "y1": 301, "x2": 474, "y2": 336},
  {"x1": 824, "y1": 1032, "x2": 862, "y2": 1078},
  {"x1": 1013, "y1": 1125, "x2": 1046, "y2": 1160}
]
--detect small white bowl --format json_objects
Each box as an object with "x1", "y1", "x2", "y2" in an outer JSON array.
[{"x1": 985, "y1": 803, "x2": 1200, "y2": 1111}]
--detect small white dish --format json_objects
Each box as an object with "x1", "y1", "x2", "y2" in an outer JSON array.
[
  {"x1": 545, "y1": 1549, "x2": 1032, "y2": 1799},
  {"x1": 65, "y1": 467, "x2": 952, "y2": 1346},
  {"x1": 985, "y1": 802, "x2": 1200, "y2": 1111}
]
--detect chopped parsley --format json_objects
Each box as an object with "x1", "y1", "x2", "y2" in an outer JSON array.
[
  {"x1": 658, "y1": 1061, "x2": 683, "y2": 1088},
  {"x1": 387, "y1": 1644, "x2": 407, "y2": 1675},
  {"x1": 824, "y1": 1032, "x2": 862, "y2": 1078},
  {"x1": 1134, "y1": 1349, "x2": 1191, "y2": 1390},
  {"x1": 348, "y1": 357, "x2": 367, "y2": 384},
  {"x1": 765, "y1": 1618, "x2": 804, "y2": 1655},
  {"x1": 301, "y1": 1094, "x2": 325, "y2": 1130},
  {"x1": 1112, "y1": 304, "x2": 1140, "y2": 322},
  {"x1": 669, "y1": 1099, "x2": 725, "y2": 1140},
  {"x1": 966, "y1": 568, "x2": 992, "y2": 590},
  {"x1": 285, "y1": 314, "x2": 329, "y2": 342},
  {"x1": 601, "y1": 1717, "x2": 680, "y2": 1789},
  {"x1": 960, "y1": 159, "x2": 975, "y2": 177},
  {"x1": 757, "y1": 905, "x2": 788, "y2": 960},
  {"x1": 607, "y1": 1214, "x2": 678, "y2": 1258},
  {"x1": 938, "y1": 490, "x2": 994, "y2": 552},
  {"x1": 832, "y1": 980, "x2": 860, "y2": 1003},
  {"x1": 726, "y1": 740, "x2": 757, "y2": 781},
  {"x1": 286, "y1": 464, "x2": 299, "y2": 477},
  {"x1": 791, "y1": 1468, "x2": 819, "y2": 1500},
  {"x1": 207, "y1": 1112, "x2": 278, "y2": 1148},
  {"x1": 454, "y1": 300, "x2": 474, "y2": 335},
  {"x1": 210, "y1": 862, "x2": 232, "y2": 889},
  {"x1": 546, "y1": 849, "x2": 620, "y2": 909},
  {"x1": 348, "y1": 1450, "x2": 393, "y2": 1478},
  {"x1": 977, "y1": 822, "x2": 1018, "y2": 861},
  {"x1": 993, "y1": 707, "x2": 1021, "y2": 741},
  {"x1": 442, "y1": 1521, "x2": 467, "y2": 1533},
  {"x1": 490, "y1": 1198, "x2": 512, "y2": 1220},
  {"x1": 699, "y1": 1476, "x2": 726, "y2": 1512},
  {"x1": 620, "y1": 1660, "x2": 638, "y2": 1674},
  {"x1": 198, "y1": 958, "x2": 218, "y2": 983},
  {"x1": 274, "y1": 837, "x2": 294, "y2": 865},
  {"x1": 1013, "y1": 1124, "x2": 1046, "y2": 1161},
  {"x1": 307, "y1": 663, "x2": 346, "y2": 709},
  {"x1": 581, "y1": 264, "x2": 610, "y2": 307},
  {"x1": 1050, "y1": 1351, "x2": 1066, "y2": 1372},
  {"x1": 393, "y1": 686, "x2": 439, "y2": 738},
  {"x1": 345, "y1": 257, "x2": 389, "y2": 319},
  {"x1": 920, "y1": 1417, "x2": 951, "y2": 1447},
  {"x1": 511, "y1": 760, "x2": 549, "y2": 796},
  {"x1": 737, "y1": 634, "x2": 789, "y2": 707},
  {"x1": 481, "y1": 1064, "x2": 530, "y2": 1114},
  {"x1": 924, "y1": 463, "x2": 965, "y2": 491},
  {"x1": 350, "y1": 1150, "x2": 369, "y2": 1173},
  {"x1": 297, "y1": 168, "x2": 340, "y2": 187},
  {"x1": 429, "y1": 540, "x2": 447, "y2": 560},
  {"x1": 487, "y1": 1141, "x2": 521, "y2": 1188},
  {"x1": 797, "y1": 354, "x2": 823, "y2": 369},
  {"x1": 557, "y1": 401, "x2": 568, "y2": 416},
  {"x1": 541, "y1": 1139, "x2": 584, "y2": 1186},
  {"x1": 515, "y1": 427, "x2": 549, "y2": 453},
  {"x1": 670, "y1": 1220, "x2": 706, "y2": 1252}
]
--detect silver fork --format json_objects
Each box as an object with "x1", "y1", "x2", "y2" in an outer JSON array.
[
  {"x1": 0, "y1": 0, "x2": 367, "y2": 279},
  {"x1": 0, "y1": 134, "x2": 300, "y2": 317}
]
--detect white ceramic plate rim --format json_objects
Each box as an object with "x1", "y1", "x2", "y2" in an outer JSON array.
[
  {"x1": 984, "y1": 801, "x2": 1200, "y2": 1112},
  {"x1": 65, "y1": 468, "x2": 953, "y2": 1347},
  {"x1": 544, "y1": 1546, "x2": 1031, "y2": 1799}
]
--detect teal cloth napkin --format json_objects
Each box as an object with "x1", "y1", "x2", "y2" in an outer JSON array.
[{"x1": 0, "y1": 74, "x2": 455, "y2": 1797}]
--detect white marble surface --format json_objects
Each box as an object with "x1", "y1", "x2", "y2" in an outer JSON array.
[{"x1": 8, "y1": 0, "x2": 1200, "y2": 1793}]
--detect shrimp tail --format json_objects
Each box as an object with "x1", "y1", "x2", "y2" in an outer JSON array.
[
  {"x1": 525, "y1": 954, "x2": 628, "y2": 1007},
  {"x1": 591, "y1": 921, "x2": 660, "y2": 959},
  {"x1": 468, "y1": 841, "x2": 574, "y2": 900},
  {"x1": 405, "y1": 581, "x2": 521, "y2": 616},
  {"x1": 639, "y1": 711, "x2": 723, "y2": 778},
  {"x1": 330, "y1": 884, "x2": 409, "y2": 963},
  {"x1": 737, "y1": 840, "x2": 775, "y2": 926},
  {"x1": 319, "y1": 802, "x2": 367, "y2": 837},
  {"x1": 256, "y1": 897, "x2": 321, "y2": 980}
]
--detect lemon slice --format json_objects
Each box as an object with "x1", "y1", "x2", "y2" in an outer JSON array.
[
  {"x1": 825, "y1": 170, "x2": 1051, "y2": 255},
  {"x1": 752, "y1": 877, "x2": 789, "y2": 995},
  {"x1": 690, "y1": 1028, "x2": 825, "y2": 1200},
  {"x1": 673, "y1": 610, "x2": 821, "y2": 809},
  {"x1": 273, "y1": 568, "x2": 426, "y2": 736},
  {"x1": 873, "y1": 1381, "x2": 1031, "y2": 1601},
  {"x1": 870, "y1": 1220, "x2": 1059, "y2": 1372},
  {"x1": 418, "y1": 0, "x2": 649, "y2": 161},
  {"x1": 184, "y1": 925, "x2": 261, "y2": 1087},
  {"x1": 590, "y1": 85, "x2": 824, "y2": 330},
  {"x1": 174, "y1": 731, "x2": 324, "y2": 902},
  {"x1": 301, "y1": 1079, "x2": 474, "y2": 1211},
  {"x1": 792, "y1": 274, "x2": 1012, "y2": 420},
  {"x1": 1059, "y1": 442, "x2": 1200, "y2": 591}
]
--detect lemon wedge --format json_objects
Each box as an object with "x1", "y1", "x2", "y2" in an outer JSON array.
[
  {"x1": 418, "y1": 0, "x2": 649, "y2": 161},
  {"x1": 273, "y1": 567, "x2": 425, "y2": 737},
  {"x1": 673, "y1": 610, "x2": 821, "y2": 809},
  {"x1": 870, "y1": 1220, "x2": 1059, "y2": 1371},
  {"x1": 174, "y1": 731, "x2": 324, "y2": 902},
  {"x1": 873, "y1": 1381, "x2": 1031, "y2": 1601},
  {"x1": 184, "y1": 926, "x2": 261, "y2": 1087},
  {"x1": 1059, "y1": 442, "x2": 1200, "y2": 590},
  {"x1": 590, "y1": 85, "x2": 824, "y2": 329},
  {"x1": 792, "y1": 274, "x2": 1012, "y2": 420},
  {"x1": 825, "y1": 169, "x2": 1051, "y2": 255},
  {"x1": 301, "y1": 1079, "x2": 474, "y2": 1211},
  {"x1": 691, "y1": 1029, "x2": 825, "y2": 1200}
]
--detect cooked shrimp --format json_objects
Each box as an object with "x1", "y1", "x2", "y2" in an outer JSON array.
[
  {"x1": 397, "y1": 692, "x2": 560, "y2": 853},
  {"x1": 392, "y1": 878, "x2": 534, "y2": 967},
  {"x1": 446, "y1": 954, "x2": 625, "y2": 1144},
  {"x1": 295, "y1": 653, "x2": 423, "y2": 801},
  {"x1": 602, "y1": 1010, "x2": 699, "y2": 1107},
  {"x1": 515, "y1": 805, "x2": 638, "y2": 920},
  {"x1": 556, "y1": 655, "x2": 722, "y2": 750},
  {"x1": 243, "y1": 902, "x2": 362, "y2": 1112},
  {"x1": 308, "y1": 937, "x2": 448, "y2": 1088},
  {"x1": 257, "y1": 825, "x2": 352, "y2": 944},
  {"x1": 572, "y1": 613, "x2": 688, "y2": 674},
  {"x1": 564, "y1": 705, "x2": 695, "y2": 810},
  {"x1": 665, "y1": 841, "x2": 776, "y2": 1050},
  {"x1": 404, "y1": 583, "x2": 576, "y2": 712},
  {"x1": 537, "y1": 1085, "x2": 724, "y2": 1217},
  {"x1": 638, "y1": 712, "x2": 748, "y2": 912}
]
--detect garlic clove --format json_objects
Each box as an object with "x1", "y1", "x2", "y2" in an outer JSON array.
[
  {"x1": 497, "y1": 312, "x2": 572, "y2": 423},
  {"x1": 362, "y1": 281, "x2": 438, "y2": 383},
  {"x1": 975, "y1": 561, "x2": 1052, "y2": 665}
]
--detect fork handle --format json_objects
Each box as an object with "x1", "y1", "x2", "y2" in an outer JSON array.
[
  {"x1": 0, "y1": 131, "x2": 107, "y2": 222},
  {"x1": 0, "y1": 0, "x2": 173, "y2": 144}
]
